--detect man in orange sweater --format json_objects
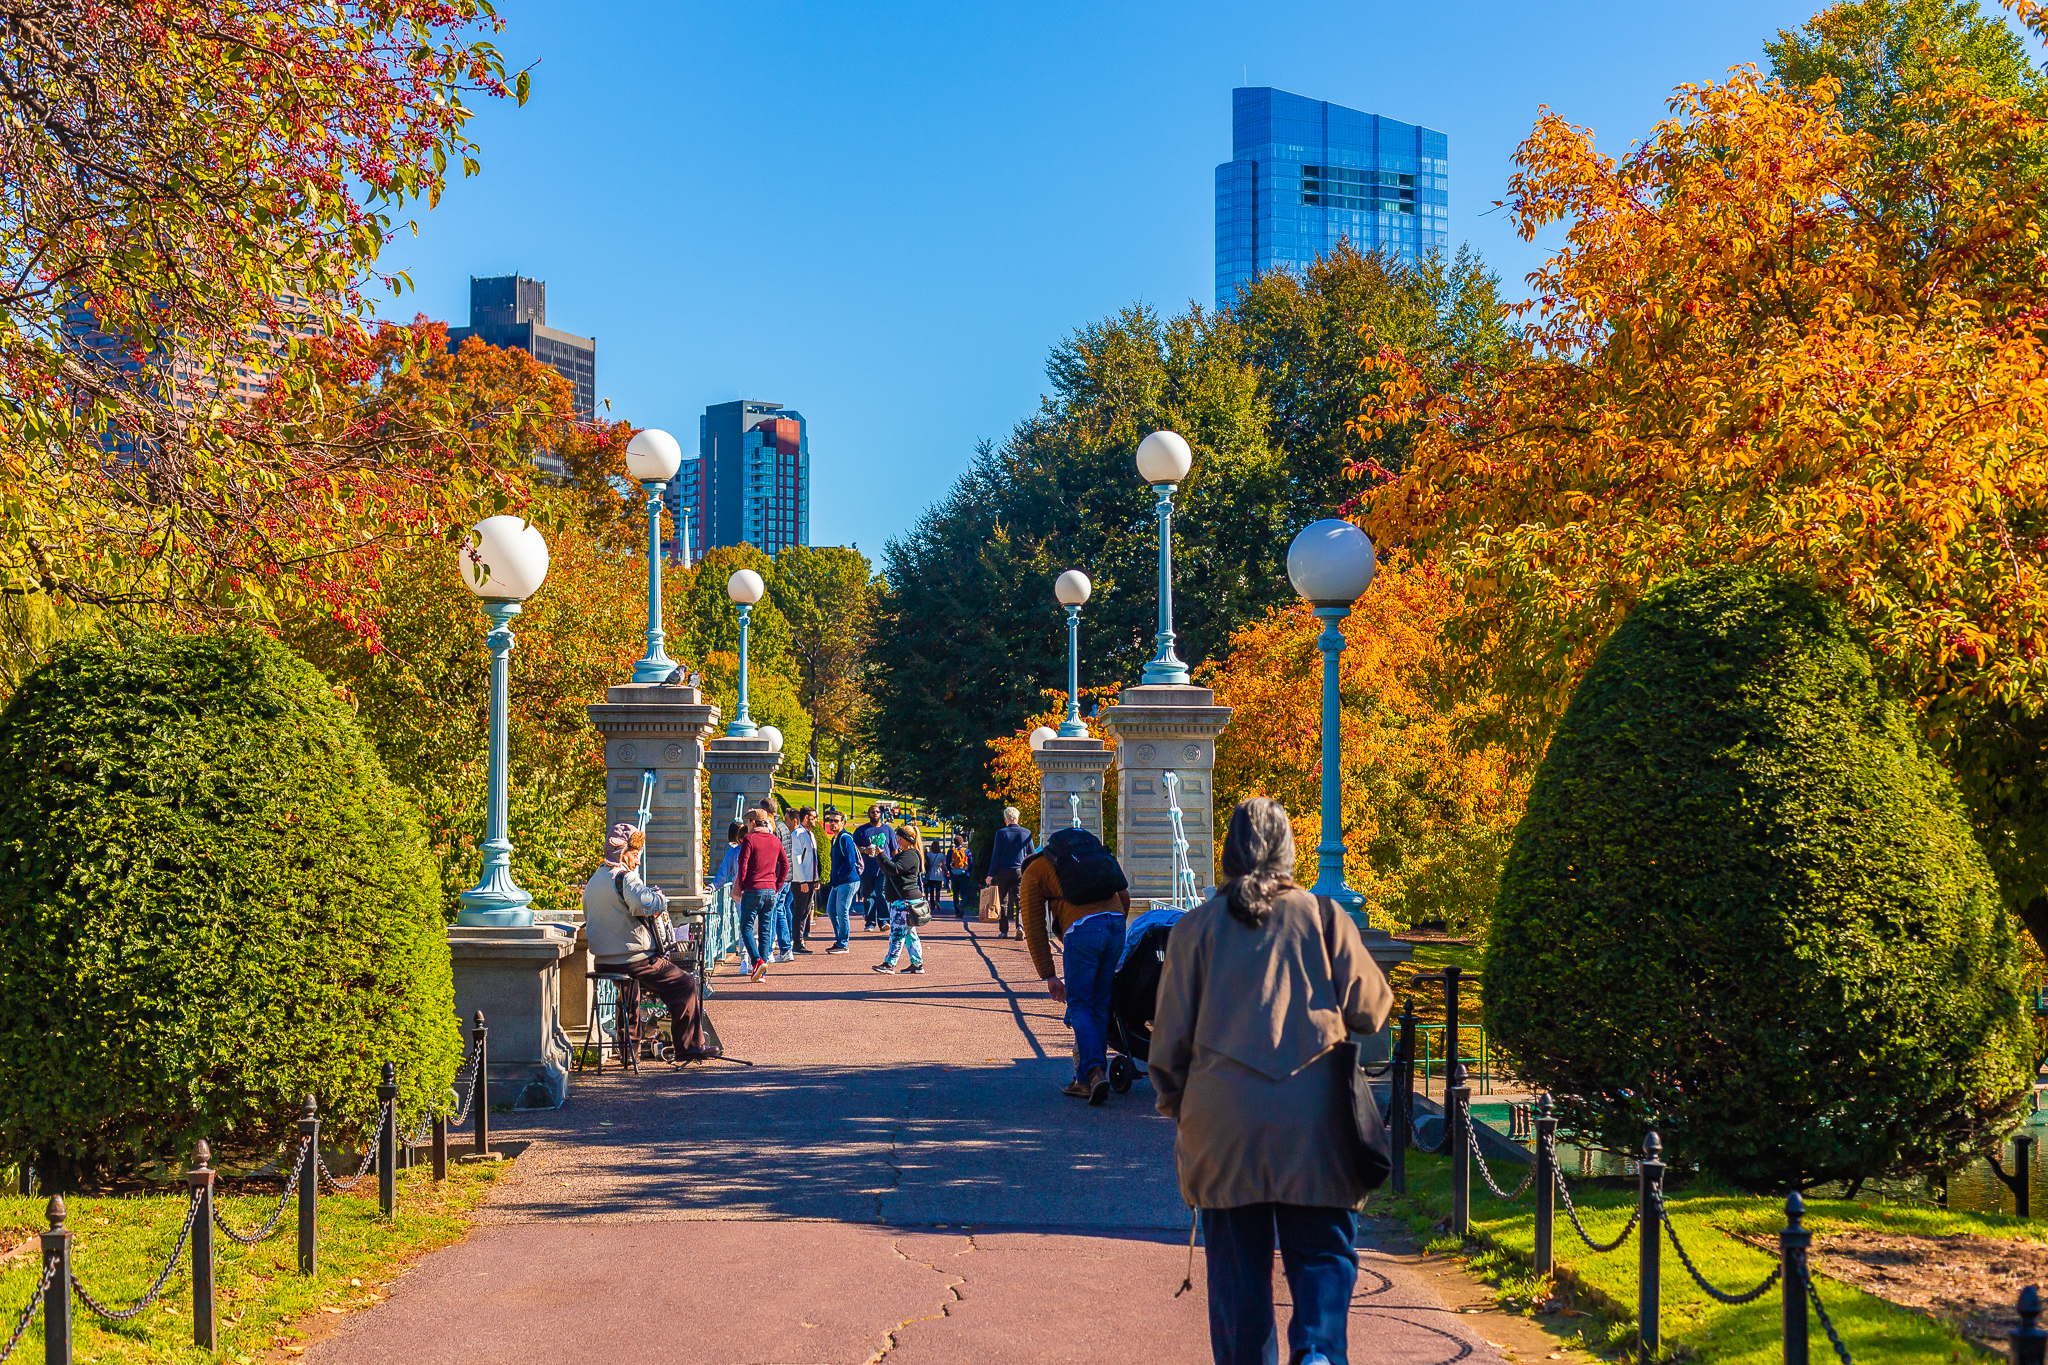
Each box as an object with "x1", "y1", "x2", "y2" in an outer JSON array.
[{"x1": 1020, "y1": 828, "x2": 1131, "y2": 1105}]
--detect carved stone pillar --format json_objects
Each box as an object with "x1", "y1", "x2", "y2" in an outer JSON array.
[
  {"x1": 1098, "y1": 684, "x2": 1232, "y2": 903},
  {"x1": 1031, "y1": 737, "x2": 1114, "y2": 845}
]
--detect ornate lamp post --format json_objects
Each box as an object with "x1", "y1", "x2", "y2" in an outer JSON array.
[
  {"x1": 726, "y1": 568, "x2": 766, "y2": 737},
  {"x1": 1054, "y1": 569, "x2": 1092, "y2": 738},
  {"x1": 455, "y1": 515, "x2": 551, "y2": 927},
  {"x1": 1135, "y1": 430, "x2": 1193, "y2": 686},
  {"x1": 1286, "y1": 518, "x2": 1378, "y2": 922},
  {"x1": 625, "y1": 428, "x2": 682, "y2": 683}
]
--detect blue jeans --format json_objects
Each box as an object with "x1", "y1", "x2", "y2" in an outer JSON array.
[
  {"x1": 951, "y1": 875, "x2": 974, "y2": 916},
  {"x1": 1201, "y1": 1204, "x2": 1357, "y2": 1365},
  {"x1": 825, "y1": 882, "x2": 855, "y2": 948},
  {"x1": 881, "y1": 924, "x2": 923, "y2": 967},
  {"x1": 772, "y1": 885, "x2": 792, "y2": 954},
  {"x1": 1063, "y1": 911, "x2": 1125, "y2": 1081},
  {"x1": 739, "y1": 889, "x2": 777, "y2": 967}
]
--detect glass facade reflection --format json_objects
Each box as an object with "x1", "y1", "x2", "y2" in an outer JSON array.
[
  {"x1": 1215, "y1": 87, "x2": 1449, "y2": 307},
  {"x1": 667, "y1": 399, "x2": 810, "y2": 559}
]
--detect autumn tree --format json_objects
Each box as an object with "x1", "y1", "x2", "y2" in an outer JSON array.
[
  {"x1": 767, "y1": 545, "x2": 877, "y2": 780},
  {"x1": 0, "y1": 0, "x2": 528, "y2": 621},
  {"x1": 1357, "y1": 11, "x2": 2048, "y2": 944}
]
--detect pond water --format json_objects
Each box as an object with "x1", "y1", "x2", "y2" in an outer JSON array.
[{"x1": 1466, "y1": 1100, "x2": 2048, "y2": 1213}]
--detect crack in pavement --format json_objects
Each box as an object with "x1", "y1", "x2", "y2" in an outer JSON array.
[
  {"x1": 873, "y1": 1084, "x2": 925, "y2": 1221},
  {"x1": 865, "y1": 1233, "x2": 971, "y2": 1365}
]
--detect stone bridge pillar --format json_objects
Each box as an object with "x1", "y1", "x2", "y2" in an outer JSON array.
[
  {"x1": 1032, "y1": 737, "x2": 1114, "y2": 845},
  {"x1": 1099, "y1": 684, "x2": 1232, "y2": 904}
]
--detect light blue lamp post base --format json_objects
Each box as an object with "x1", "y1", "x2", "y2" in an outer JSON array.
[{"x1": 1307, "y1": 604, "x2": 1369, "y2": 930}]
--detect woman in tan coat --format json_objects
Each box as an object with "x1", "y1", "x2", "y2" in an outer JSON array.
[{"x1": 1150, "y1": 798, "x2": 1395, "y2": 1365}]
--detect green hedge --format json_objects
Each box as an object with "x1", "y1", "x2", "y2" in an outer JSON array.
[
  {"x1": 0, "y1": 630, "x2": 458, "y2": 1186},
  {"x1": 1486, "y1": 569, "x2": 2031, "y2": 1189}
]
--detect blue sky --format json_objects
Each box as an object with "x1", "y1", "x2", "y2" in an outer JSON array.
[{"x1": 378, "y1": 0, "x2": 1858, "y2": 554}]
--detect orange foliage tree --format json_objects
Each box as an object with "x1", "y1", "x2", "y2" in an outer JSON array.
[
  {"x1": 1203, "y1": 559, "x2": 1527, "y2": 932},
  {"x1": 984, "y1": 687, "x2": 1122, "y2": 841},
  {"x1": 1355, "y1": 25, "x2": 2048, "y2": 941}
]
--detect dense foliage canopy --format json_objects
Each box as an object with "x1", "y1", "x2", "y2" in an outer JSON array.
[
  {"x1": 1487, "y1": 570, "x2": 2032, "y2": 1189},
  {"x1": 0, "y1": 630, "x2": 458, "y2": 1187}
]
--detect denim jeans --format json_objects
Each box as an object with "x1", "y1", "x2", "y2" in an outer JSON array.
[
  {"x1": 1201, "y1": 1204, "x2": 1357, "y2": 1365},
  {"x1": 771, "y1": 885, "x2": 792, "y2": 954},
  {"x1": 950, "y1": 875, "x2": 974, "y2": 916},
  {"x1": 739, "y1": 889, "x2": 777, "y2": 967},
  {"x1": 1063, "y1": 911, "x2": 1125, "y2": 1081},
  {"x1": 867, "y1": 885, "x2": 890, "y2": 928},
  {"x1": 881, "y1": 925, "x2": 923, "y2": 967},
  {"x1": 825, "y1": 882, "x2": 855, "y2": 948}
]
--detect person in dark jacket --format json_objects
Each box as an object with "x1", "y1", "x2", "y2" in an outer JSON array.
[
  {"x1": 873, "y1": 824, "x2": 928, "y2": 975},
  {"x1": 735, "y1": 808, "x2": 789, "y2": 982},
  {"x1": 985, "y1": 806, "x2": 1035, "y2": 938},
  {"x1": 822, "y1": 809, "x2": 860, "y2": 953},
  {"x1": 948, "y1": 836, "x2": 976, "y2": 918}
]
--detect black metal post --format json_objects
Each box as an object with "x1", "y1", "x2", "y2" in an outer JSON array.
[
  {"x1": 472, "y1": 1012, "x2": 490, "y2": 1157},
  {"x1": 1534, "y1": 1093, "x2": 1556, "y2": 1277},
  {"x1": 189, "y1": 1141, "x2": 216, "y2": 1351},
  {"x1": 2015, "y1": 1285, "x2": 2047, "y2": 1365},
  {"x1": 1782, "y1": 1191, "x2": 1810, "y2": 1365},
  {"x1": 1449, "y1": 1062, "x2": 1471, "y2": 1238},
  {"x1": 297, "y1": 1095, "x2": 319, "y2": 1276},
  {"x1": 1442, "y1": 966, "x2": 1461, "y2": 1092},
  {"x1": 1391, "y1": 999, "x2": 1414, "y2": 1195},
  {"x1": 1638, "y1": 1131, "x2": 1663, "y2": 1365},
  {"x1": 432, "y1": 1115, "x2": 447, "y2": 1181},
  {"x1": 2021, "y1": 1137, "x2": 2036, "y2": 1220},
  {"x1": 16, "y1": 1161, "x2": 28, "y2": 1196},
  {"x1": 378, "y1": 1062, "x2": 397, "y2": 1217},
  {"x1": 42, "y1": 1194, "x2": 69, "y2": 1365}
]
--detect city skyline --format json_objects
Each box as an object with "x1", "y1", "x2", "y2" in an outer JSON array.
[{"x1": 374, "y1": 0, "x2": 1866, "y2": 557}]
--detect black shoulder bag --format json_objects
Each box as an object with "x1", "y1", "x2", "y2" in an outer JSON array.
[{"x1": 1318, "y1": 896, "x2": 1394, "y2": 1192}]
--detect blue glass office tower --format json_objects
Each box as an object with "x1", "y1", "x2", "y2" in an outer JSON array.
[
  {"x1": 664, "y1": 399, "x2": 810, "y2": 559},
  {"x1": 1215, "y1": 88, "x2": 1449, "y2": 308}
]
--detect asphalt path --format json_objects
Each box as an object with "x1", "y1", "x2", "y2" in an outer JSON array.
[{"x1": 309, "y1": 911, "x2": 1522, "y2": 1365}]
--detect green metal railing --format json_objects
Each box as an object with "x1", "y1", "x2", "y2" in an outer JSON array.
[{"x1": 1413, "y1": 1022, "x2": 1492, "y2": 1096}]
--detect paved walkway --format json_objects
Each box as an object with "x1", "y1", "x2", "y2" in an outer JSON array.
[{"x1": 309, "y1": 914, "x2": 1553, "y2": 1364}]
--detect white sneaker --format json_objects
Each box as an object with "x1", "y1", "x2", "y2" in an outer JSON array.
[{"x1": 775, "y1": 950, "x2": 795, "y2": 963}]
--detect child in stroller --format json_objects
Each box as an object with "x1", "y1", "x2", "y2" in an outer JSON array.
[{"x1": 1103, "y1": 903, "x2": 1184, "y2": 1093}]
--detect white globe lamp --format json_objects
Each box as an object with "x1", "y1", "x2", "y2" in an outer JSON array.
[
  {"x1": 1054, "y1": 569, "x2": 1092, "y2": 607},
  {"x1": 1028, "y1": 726, "x2": 1056, "y2": 751},
  {"x1": 623, "y1": 428, "x2": 683, "y2": 482},
  {"x1": 758, "y1": 725, "x2": 784, "y2": 753},
  {"x1": 727, "y1": 568, "x2": 766, "y2": 605},
  {"x1": 457, "y1": 516, "x2": 550, "y2": 601},
  {"x1": 1287, "y1": 519, "x2": 1378, "y2": 606},
  {"x1": 1135, "y1": 430, "x2": 1193, "y2": 486}
]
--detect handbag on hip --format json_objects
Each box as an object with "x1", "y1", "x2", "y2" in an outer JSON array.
[{"x1": 1318, "y1": 897, "x2": 1394, "y2": 1192}]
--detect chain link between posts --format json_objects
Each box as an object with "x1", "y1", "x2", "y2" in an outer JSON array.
[
  {"x1": 0, "y1": 1260, "x2": 57, "y2": 1365},
  {"x1": 1648, "y1": 1190, "x2": 1783, "y2": 1304},
  {"x1": 213, "y1": 1134, "x2": 312, "y2": 1246},
  {"x1": 1802, "y1": 1261, "x2": 1855, "y2": 1364},
  {"x1": 1551, "y1": 1136, "x2": 1642, "y2": 1253},
  {"x1": 1464, "y1": 1106, "x2": 1536, "y2": 1200},
  {"x1": 317, "y1": 1100, "x2": 389, "y2": 1191},
  {"x1": 70, "y1": 1187, "x2": 204, "y2": 1322}
]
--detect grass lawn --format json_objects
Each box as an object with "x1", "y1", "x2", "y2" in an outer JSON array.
[
  {"x1": 1382, "y1": 1152, "x2": 2012, "y2": 1362},
  {"x1": 0, "y1": 1162, "x2": 500, "y2": 1363}
]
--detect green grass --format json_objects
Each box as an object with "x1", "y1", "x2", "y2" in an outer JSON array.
[
  {"x1": 0, "y1": 1162, "x2": 500, "y2": 1363},
  {"x1": 1381, "y1": 1152, "x2": 1998, "y2": 1362}
]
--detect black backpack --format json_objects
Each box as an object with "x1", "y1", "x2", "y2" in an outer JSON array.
[{"x1": 1042, "y1": 828, "x2": 1127, "y2": 905}]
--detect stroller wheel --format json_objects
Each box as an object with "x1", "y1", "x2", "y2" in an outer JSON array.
[{"x1": 1109, "y1": 1056, "x2": 1135, "y2": 1094}]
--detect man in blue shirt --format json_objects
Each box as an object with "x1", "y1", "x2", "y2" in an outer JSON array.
[
  {"x1": 854, "y1": 804, "x2": 897, "y2": 932},
  {"x1": 986, "y1": 806, "x2": 1035, "y2": 939},
  {"x1": 820, "y1": 808, "x2": 861, "y2": 953}
]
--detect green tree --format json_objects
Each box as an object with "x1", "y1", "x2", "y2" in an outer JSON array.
[
  {"x1": 679, "y1": 545, "x2": 794, "y2": 679},
  {"x1": 767, "y1": 545, "x2": 878, "y2": 773},
  {"x1": 1487, "y1": 569, "x2": 2032, "y2": 1189}
]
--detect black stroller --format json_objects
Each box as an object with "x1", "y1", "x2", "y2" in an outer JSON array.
[{"x1": 1104, "y1": 905, "x2": 1185, "y2": 1093}]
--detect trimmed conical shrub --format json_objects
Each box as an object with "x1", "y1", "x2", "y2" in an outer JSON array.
[
  {"x1": 0, "y1": 629, "x2": 458, "y2": 1186},
  {"x1": 1487, "y1": 569, "x2": 2031, "y2": 1189}
]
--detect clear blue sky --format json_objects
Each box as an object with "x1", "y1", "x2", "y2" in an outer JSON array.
[{"x1": 377, "y1": 0, "x2": 1844, "y2": 555}]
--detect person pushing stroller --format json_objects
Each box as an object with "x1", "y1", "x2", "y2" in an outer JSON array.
[{"x1": 1020, "y1": 825, "x2": 1131, "y2": 1104}]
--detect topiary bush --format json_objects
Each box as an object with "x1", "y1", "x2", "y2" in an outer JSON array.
[
  {"x1": 1486, "y1": 568, "x2": 2032, "y2": 1190},
  {"x1": 0, "y1": 629, "x2": 459, "y2": 1187}
]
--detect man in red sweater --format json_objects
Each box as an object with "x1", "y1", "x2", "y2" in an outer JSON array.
[{"x1": 736, "y1": 807, "x2": 789, "y2": 982}]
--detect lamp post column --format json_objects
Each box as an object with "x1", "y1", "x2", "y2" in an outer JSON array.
[
  {"x1": 1142, "y1": 483, "x2": 1191, "y2": 687},
  {"x1": 680, "y1": 506, "x2": 694, "y2": 570},
  {"x1": 1309, "y1": 605, "x2": 1359, "y2": 913},
  {"x1": 632, "y1": 480, "x2": 677, "y2": 683},
  {"x1": 1060, "y1": 604, "x2": 1087, "y2": 738},
  {"x1": 729, "y1": 602, "x2": 757, "y2": 737},
  {"x1": 457, "y1": 600, "x2": 533, "y2": 926}
]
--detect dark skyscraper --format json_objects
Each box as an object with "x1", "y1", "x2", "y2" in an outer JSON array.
[
  {"x1": 447, "y1": 275, "x2": 597, "y2": 418},
  {"x1": 1215, "y1": 88, "x2": 1449, "y2": 307},
  {"x1": 667, "y1": 399, "x2": 810, "y2": 558}
]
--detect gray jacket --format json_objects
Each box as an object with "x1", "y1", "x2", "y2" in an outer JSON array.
[{"x1": 583, "y1": 863, "x2": 669, "y2": 966}]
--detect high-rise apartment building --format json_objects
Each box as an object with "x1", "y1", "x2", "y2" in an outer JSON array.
[
  {"x1": 1214, "y1": 87, "x2": 1449, "y2": 308},
  {"x1": 447, "y1": 275, "x2": 597, "y2": 418},
  {"x1": 666, "y1": 399, "x2": 810, "y2": 559}
]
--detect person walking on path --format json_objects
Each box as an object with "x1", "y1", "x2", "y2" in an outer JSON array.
[
  {"x1": 582, "y1": 823, "x2": 716, "y2": 1060},
  {"x1": 873, "y1": 823, "x2": 929, "y2": 975},
  {"x1": 821, "y1": 808, "x2": 859, "y2": 953},
  {"x1": 922, "y1": 834, "x2": 947, "y2": 916},
  {"x1": 1149, "y1": 798, "x2": 1395, "y2": 1365},
  {"x1": 710, "y1": 820, "x2": 748, "y2": 970},
  {"x1": 948, "y1": 836, "x2": 976, "y2": 918},
  {"x1": 788, "y1": 806, "x2": 821, "y2": 954},
  {"x1": 854, "y1": 804, "x2": 897, "y2": 932},
  {"x1": 762, "y1": 799, "x2": 798, "y2": 962},
  {"x1": 986, "y1": 807, "x2": 1034, "y2": 938},
  {"x1": 735, "y1": 808, "x2": 790, "y2": 983},
  {"x1": 1020, "y1": 827, "x2": 1132, "y2": 1104}
]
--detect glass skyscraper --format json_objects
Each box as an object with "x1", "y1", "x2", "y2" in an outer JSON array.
[
  {"x1": 1215, "y1": 87, "x2": 1449, "y2": 308},
  {"x1": 666, "y1": 399, "x2": 810, "y2": 559}
]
